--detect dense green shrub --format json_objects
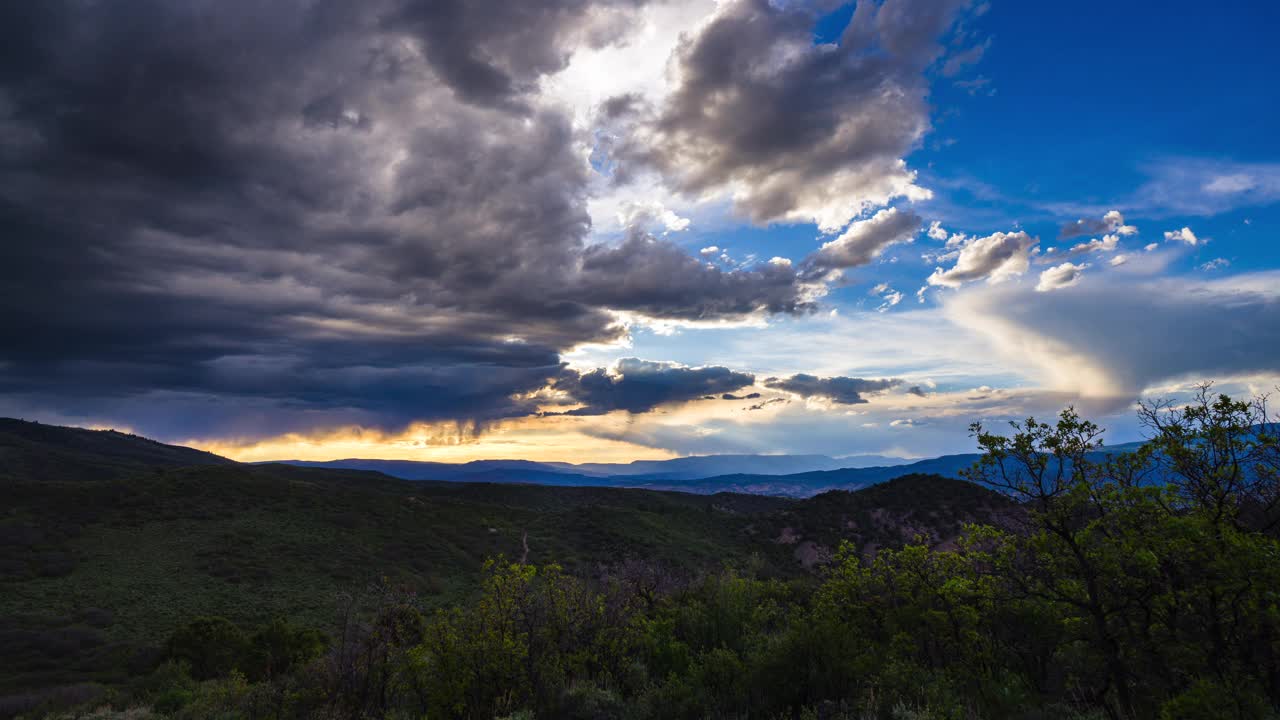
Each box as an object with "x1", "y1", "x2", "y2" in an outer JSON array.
[{"x1": 164, "y1": 618, "x2": 248, "y2": 681}]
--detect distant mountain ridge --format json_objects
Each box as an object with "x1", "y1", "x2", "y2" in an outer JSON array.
[
  {"x1": 270, "y1": 438, "x2": 1174, "y2": 498},
  {"x1": 0, "y1": 417, "x2": 950, "y2": 497},
  {"x1": 273, "y1": 453, "x2": 911, "y2": 484},
  {"x1": 271, "y1": 453, "x2": 972, "y2": 498},
  {"x1": 272, "y1": 458, "x2": 571, "y2": 481},
  {"x1": 1, "y1": 416, "x2": 1175, "y2": 499},
  {"x1": 549, "y1": 453, "x2": 908, "y2": 478},
  {"x1": 626, "y1": 453, "x2": 987, "y2": 497}
]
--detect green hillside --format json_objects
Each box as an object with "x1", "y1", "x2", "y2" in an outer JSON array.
[
  {"x1": 0, "y1": 463, "x2": 793, "y2": 693},
  {"x1": 0, "y1": 421, "x2": 999, "y2": 703}
]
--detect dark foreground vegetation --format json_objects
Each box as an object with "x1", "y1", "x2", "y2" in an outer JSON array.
[{"x1": 4, "y1": 388, "x2": 1280, "y2": 719}]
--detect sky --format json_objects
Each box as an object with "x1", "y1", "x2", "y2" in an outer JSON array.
[{"x1": 2, "y1": 0, "x2": 1278, "y2": 463}]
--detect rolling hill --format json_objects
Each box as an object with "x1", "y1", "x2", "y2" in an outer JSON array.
[
  {"x1": 0, "y1": 418, "x2": 1011, "y2": 700},
  {"x1": 0, "y1": 418, "x2": 233, "y2": 482}
]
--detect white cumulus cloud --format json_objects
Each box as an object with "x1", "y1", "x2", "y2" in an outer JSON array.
[
  {"x1": 1036, "y1": 262, "x2": 1088, "y2": 292},
  {"x1": 1163, "y1": 227, "x2": 1198, "y2": 245},
  {"x1": 927, "y1": 231, "x2": 1037, "y2": 288}
]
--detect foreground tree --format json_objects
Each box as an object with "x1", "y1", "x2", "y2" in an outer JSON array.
[{"x1": 966, "y1": 387, "x2": 1280, "y2": 719}]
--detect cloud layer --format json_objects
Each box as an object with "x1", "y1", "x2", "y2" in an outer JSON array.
[
  {"x1": 3, "y1": 0, "x2": 1269, "y2": 463},
  {"x1": 0, "y1": 0, "x2": 829, "y2": 438}
]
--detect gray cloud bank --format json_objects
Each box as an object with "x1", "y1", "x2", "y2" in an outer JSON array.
[
  {"x1": 0, "y1": 0, "x2": 840, "y2": 438},
  {"x1": 763, "y1": 374, "x2": 901, "y2": 405},
  {"x1": 552, "y1": 358, "x2": 754, "y2": 415}
]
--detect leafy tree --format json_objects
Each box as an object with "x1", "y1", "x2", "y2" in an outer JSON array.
[
  {"x1": 247, "y1": 618, "x2": 327, "y2": 681},
  {"x1": 966, "y1": 391, "x2": 1280, "y2": 718},
  {"x1": 1139, "y1": 385, "x2": 1280, "y2": 532}
]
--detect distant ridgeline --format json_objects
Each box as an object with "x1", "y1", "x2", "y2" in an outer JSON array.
[
  {"x1": 271, "y1": 436, "x2": 1185, "y2": 498},
  {"x1": 270, "y1": 452, "x2": 914, "y2": 497},
  {"x1": 273, "y1": 453, "x2": 965, "y2": 497}
]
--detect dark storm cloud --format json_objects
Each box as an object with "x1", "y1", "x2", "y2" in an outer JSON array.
[
  {"x1": 553, "y1": 359, "x2": 755, "y2": 416},
  {"x1": 763, "y1": 374, "x2": 902, "y2": 405},
  {"x1": 609, "y1": 0, "x2": 976, "y2": 230},
  {"x1": 576, "y1": 230, "x2": 819, "y2": 319},
  {"x1": 394, "y1": 0, "x2": 644, "y2": 109},
  {"x1": 0, "y1": 0, "x2": 814, "y2": 439}
]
